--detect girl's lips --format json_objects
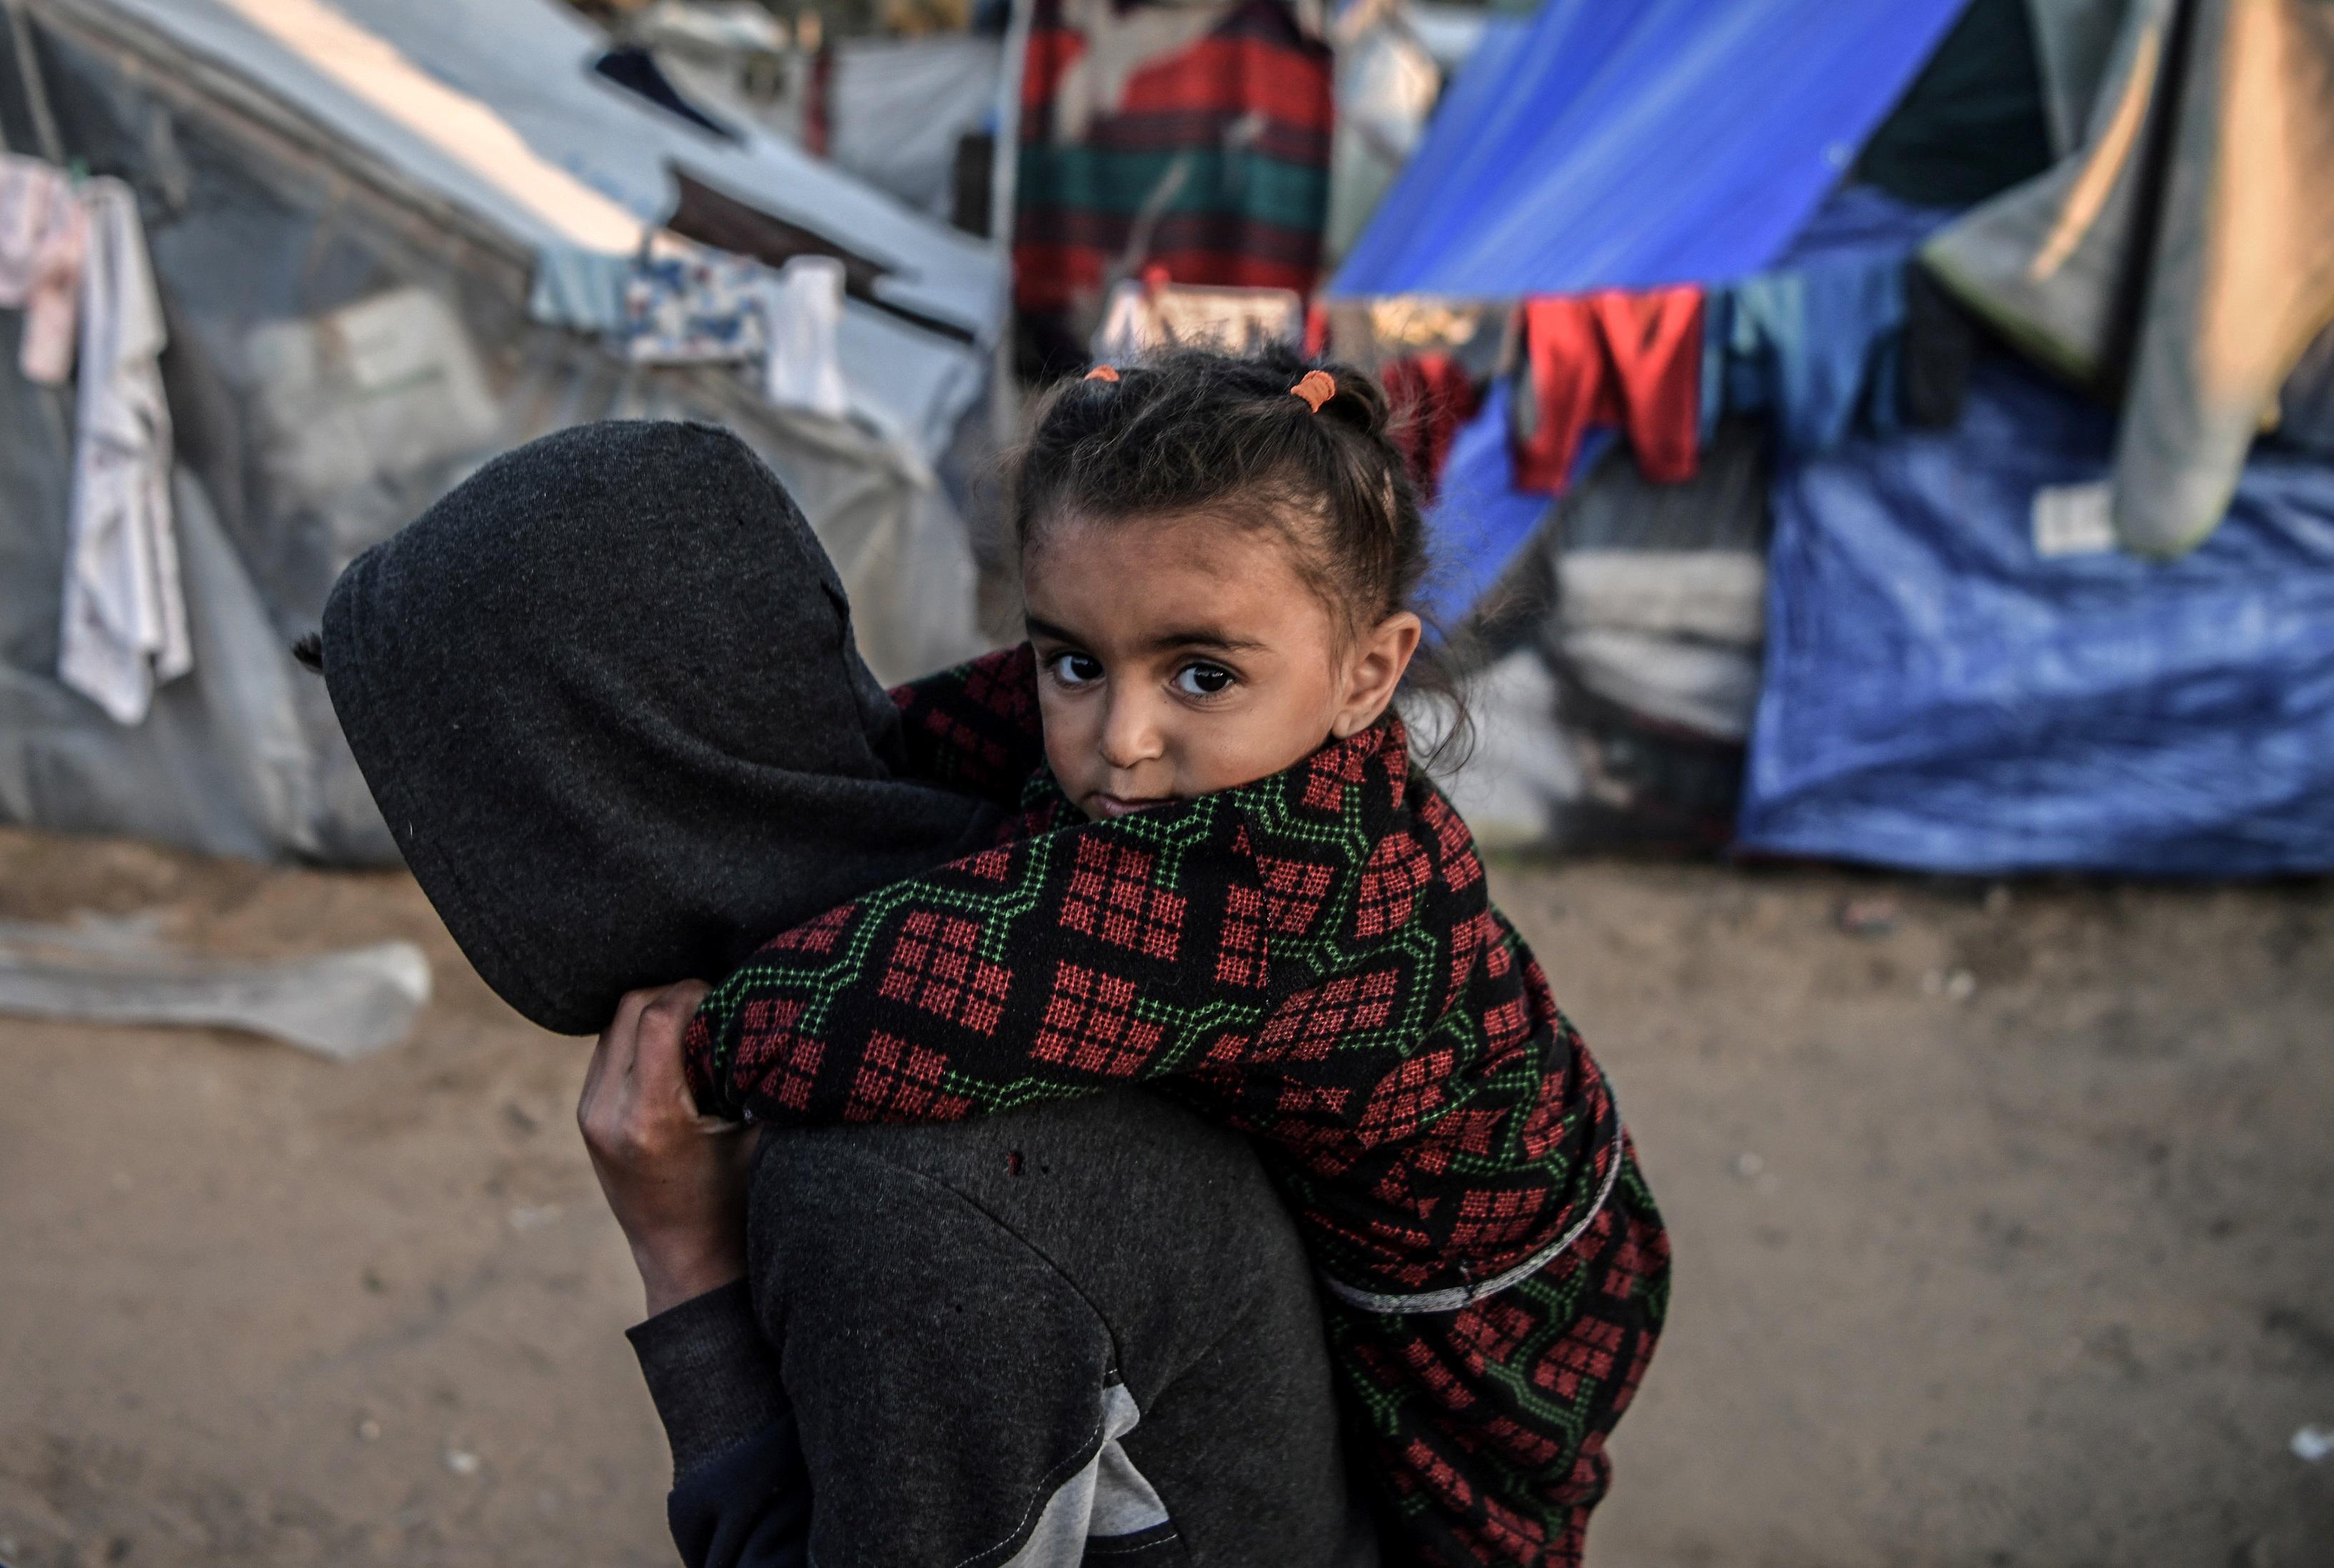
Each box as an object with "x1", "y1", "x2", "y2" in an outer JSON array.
[{"x1": 1091, "y1": 793, "x2": 1170, "y2": 818}]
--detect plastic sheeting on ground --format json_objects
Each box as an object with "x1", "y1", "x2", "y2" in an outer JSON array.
[
  {"x1": 0, "y1": 914, "x2": 430, "y2": 1060},
  {"x1": 1741, "y1": 359, "x2": 2334, "y2": 876},
  {"x1": 1329, "y1": 0, "x2": 1968, "y2": 297}
]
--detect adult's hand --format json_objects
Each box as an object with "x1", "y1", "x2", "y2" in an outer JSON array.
[{"x1": 578, "y1": 980, "x2": 758, "y2": 1318}]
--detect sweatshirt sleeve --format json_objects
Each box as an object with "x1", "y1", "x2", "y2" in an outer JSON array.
[{"x1": 625, "y1": 1282, "x2": 810, "y2": 1568}]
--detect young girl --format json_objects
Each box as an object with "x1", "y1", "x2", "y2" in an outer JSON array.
[{"x1": 680, "y1": 347, "x2": 1669, "y2": 1566}]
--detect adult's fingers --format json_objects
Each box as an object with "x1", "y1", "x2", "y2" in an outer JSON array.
[
  {"x1": 607, "y1": 986, "x2": 660, "y2": 1081},
  {"x1": 579, "y1": 986, "x2": 657, "y2": 1140},
  {"x1": 632, "y1": 979, "x2": 712, "y2": 1105}
]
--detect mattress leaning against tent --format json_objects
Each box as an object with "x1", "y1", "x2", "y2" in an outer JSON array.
[{"x1": 0, "y1": 0, "x2": 1000, "y2": 863}]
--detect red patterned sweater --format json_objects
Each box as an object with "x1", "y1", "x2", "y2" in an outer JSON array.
[{"x1": 685, "y1": 647, "x2": 1669, "y2": 1567}]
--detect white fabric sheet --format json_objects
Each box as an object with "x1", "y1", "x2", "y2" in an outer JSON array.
[
  {"x1": 59, "y1": 179, "x2": 188, "y2": 727},
  {"x1": 759, "y1": 256, "x2": 849, "y2": 419}
]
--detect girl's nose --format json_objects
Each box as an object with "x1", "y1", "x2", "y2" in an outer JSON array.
[{"x1": 1098, "y1": 692, "x2": 1165, "y2": 770}]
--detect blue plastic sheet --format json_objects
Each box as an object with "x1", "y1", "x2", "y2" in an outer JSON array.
[
  {"x1": 1330, "y1": 0, "x2": 1968, "y2": 298},
  {"x1": 1740, "y1": 361, "x2": 2334, "y2": 875},
  {"x1": 1421, "y1": 381, "x2": 1609, "y2": 631}
]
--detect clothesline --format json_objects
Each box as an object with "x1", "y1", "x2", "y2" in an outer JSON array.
[{"x1": 1323, "y1": 187, "x2": 1971, "y2": 510}]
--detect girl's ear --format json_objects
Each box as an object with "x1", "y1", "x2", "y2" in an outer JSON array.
[{"x1": 1329, "y1": 612, "x2": 1422, "y2": 738}]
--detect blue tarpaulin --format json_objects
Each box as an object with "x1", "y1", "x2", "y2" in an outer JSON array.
[
  {"x1": 1331, "y1": 0, "x2": 1968, "y2": 298},
  {"x1": 1740, "y1": 361, "x2": 2334, "y2": 876}
]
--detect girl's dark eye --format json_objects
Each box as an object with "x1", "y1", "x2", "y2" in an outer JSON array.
[
  {"x1": 1048, "y1": 651, "x2": 1103, "y2": 688},
  {"x1": 1174, "y1": 662, "x2": 1236, "y2": 698}
]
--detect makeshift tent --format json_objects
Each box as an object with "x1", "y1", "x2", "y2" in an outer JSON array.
[
  {"x1": 1742, "y1": 358, "x2": 2334, "y2": 875},
  {"x1": 822, "y1": 35, "x2": 1003, "y2": 222},
  {"x1": 626, "y1": 9, "x2": 1007, "y2": 230},
  {"x1": 1331, "y1": 0, "x2": 2334, "y2": 872},
  {"x1": 1923, "y1": 0, "x2": 2334, "y2": 554},
  {"x1": 0, "y1": 0, "x2": 998, "y2": 864}
]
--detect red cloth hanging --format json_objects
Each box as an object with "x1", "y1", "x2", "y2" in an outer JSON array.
[
  {"x1": 1381, "y1": 353, "x2": 1483, "y2": 503},
  {"x1": 1512, "y1": 287, "x2": 1703, "y2": 493}
]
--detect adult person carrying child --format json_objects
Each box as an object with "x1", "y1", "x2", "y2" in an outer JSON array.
[
  {"x1": 310, "y1": 419, "x2": 1376, "y2": 1566},
  {"x1": 318, "y1": 347, "x2": 1664, "y2": 1567}
]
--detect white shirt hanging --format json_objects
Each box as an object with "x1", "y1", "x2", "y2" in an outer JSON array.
[
  {"x1": 756, "y1": 254, "x2": 849, "y2": 420},
  {"x1": 59, "y1": 178, "x2": 189, "y2": 726}
]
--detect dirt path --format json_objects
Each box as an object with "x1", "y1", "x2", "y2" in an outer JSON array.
[{"x1": 1, "y1": 826, "x2": 2329, "y2": 1567}]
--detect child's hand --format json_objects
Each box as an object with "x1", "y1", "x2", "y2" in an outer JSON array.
[{"x1": 576, "y1": 980, "x2": 760, "y2": 1318}]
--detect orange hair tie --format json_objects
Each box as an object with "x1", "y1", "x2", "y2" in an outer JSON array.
[
  {"x1": 1289, "y1": 369, "x2": 1337, "y2": 412},
  {"x1": 1084, "y1": 364, "x2": 1120, "y2": 383}
]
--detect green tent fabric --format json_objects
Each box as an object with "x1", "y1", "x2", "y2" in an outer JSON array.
[{"x1": 1922, "y1": 0, "x2": 2334, "y2": 555}]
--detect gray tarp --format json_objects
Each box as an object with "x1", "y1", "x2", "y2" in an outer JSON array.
[
  {"x1": 0, "y1": 0, "x2": 992, "y2": 864},
  {"x1": 1925, "y1": 0, "x2": 2334, "y2": 554},
  {"x1": 826, "y1": 36, "x2": 1001, "y2": 221}
]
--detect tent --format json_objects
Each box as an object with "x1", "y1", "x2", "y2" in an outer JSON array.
[
  {"x1": 0, "y1": 0, "x2": 1001, "y2": 864},
  {"x1": 1332, "y1": 0, "x2": 2334, "y2": 873}
]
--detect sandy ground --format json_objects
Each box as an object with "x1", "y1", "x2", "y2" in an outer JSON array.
[{"x1": 1, "y1": 825, "x2": 2330, "y2": 1568}]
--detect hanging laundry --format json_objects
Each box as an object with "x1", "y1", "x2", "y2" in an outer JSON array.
[
  {"x1": 623, "y1": 251, "x2": 768, "y2": 363},
  {"x1": 1422, "y1": 378, "x2": 1578, "y2": 631},
  {"x1": 755, "y1": 255, "x2": 849, "y2": 419},
  {"x1": 1380, "y1": 352, "x2": 1481, "y2": 502},
  {"x1": 1705, "y1": 256, "x2": 1905, "y2": 454},
  {"x1": 0, "y1": 154, "x2": 89, "y2": 385},
  {"x1": 1511, "y1": 287, "x2": 1701, "y2": 494},
  {"x1": 1015, "y1": 0, "x2": 1332, "y2": 344},
  {"x1": 527, "y1": 244, "x2": 633, "y2": 334},
  {"x1": 60, "y1": 179, "x2": 189, "y2": 727},
  {"x1": 536, "y1": 246, "x2": 850, "y2": 423}
]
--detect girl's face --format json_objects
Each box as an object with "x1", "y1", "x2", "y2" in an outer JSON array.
[{"x1": 1022, "y1": 511, "x2": 1420, "y2": 820}]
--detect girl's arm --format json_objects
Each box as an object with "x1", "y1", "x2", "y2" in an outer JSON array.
[
  {"x1": 684, "y1": 793, "x2": 1276, "y2": 1125},
  {"x1": 683, "y1": 726, "x2": 1418, "y2": 1133}
]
